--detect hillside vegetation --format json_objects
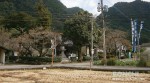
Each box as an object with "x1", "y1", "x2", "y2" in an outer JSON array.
[{"x1": 97, "y1": 0, "x2": 150, "y2": 43}]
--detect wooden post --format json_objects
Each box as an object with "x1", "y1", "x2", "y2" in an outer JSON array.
[{"x1": 51, "y1": 49, "x2": 54, "y2": 66}]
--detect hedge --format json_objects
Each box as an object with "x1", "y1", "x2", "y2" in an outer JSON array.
[
  {"x1": 94, "y1": 58, "x2": 139, "y2": 67},
  {"x1": 6, "y1": 56, "x2": 61, "y2": 65}
]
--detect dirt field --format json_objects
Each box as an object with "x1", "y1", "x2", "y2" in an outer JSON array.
[{"x1": 0, "y1": 69, "x2": 149, "y2": 83}]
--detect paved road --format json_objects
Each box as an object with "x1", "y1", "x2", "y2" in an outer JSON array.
[
  {"x1": 54, "y1": 62, "x2": 150, "y2": 71},
  {"x1": 0, "y1": 62, "x2": 150, "y2": 72}
]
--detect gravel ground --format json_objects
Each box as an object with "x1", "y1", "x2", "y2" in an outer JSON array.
[{"x1": 0, "y1": 69, "x2": 149, "y2": 83}]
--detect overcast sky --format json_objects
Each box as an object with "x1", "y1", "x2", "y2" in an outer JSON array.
[{"x1": 60, "y1": 0, "x2": 150, "y2": 15}]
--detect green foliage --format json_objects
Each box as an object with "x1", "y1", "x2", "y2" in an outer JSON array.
[
  {"x1": 146, "y1": 61, "x2": 150, "y2": 67},
  {"x1": 64, "y1": 11, "x2": 93, "y2": 60},
  {"x1": 94, "y1": 59, "x2": 139, "y2": 66},
  {"x1": 0, "y1": 0, "x2": 83, "y2": 32},
  {"x1": 0, "y1": 1, "x2": 15, "y2": 16},
  {"x1": 107, "y1": 58, "x2": 116, "y2": 66},
  {"x1": 67, "y1": 7, "x2": 83, "y2": 14},
  {"x1": 94, "y1": 58, "x2": 116, "y2": 66},
  {"x1": 7, "y1": 56, "x2": 61, "y2": 65},
  {"x1": 97, "y1": 0, "x2": 150, "y2": 43},
  {"x1": 93, "y1": 55, "x2": 100, "y2": 61},
  {"x1": 115, "y1": 60, "x2": 138, "y2": 66},
  {"x1": 140, "y1": 48, "x2": 146, "y2": 53},
  {"x1": 35, "y1": 0, "x2": 52, "y2": 29},
  {"x1": 137, "y1": 59, "x2": 147, "y2": 67},
  {"x1": 93, "y1": 60, "x2": 101, "y2": 65},
  {"x1": 64, "y1": 11, "x2": 92, "y2": 50},
  {"x1": 3, "y1": 12, "x2": 34, "y2": 33},
  {"x1": 93, "y1": 59, "x2": 107, "y2": 65},
  {"x1": 115, "y1": 60, "x2": 126, "y2": 66},
  {"x1": 70, "y1": 57, "x2": 77, "y2": 62},
  {"x1": 83, "y1": 56, "x2": 91, "y2": 61},
  {"x1": 101, "y1": 59, "x2": 106, "y2": 65},
  {"x1": 6, "y1": 56, "x2": 18, "y2": 63},
  {"x1": 98, "y1": 52, "x2": 103, "y2": 59}
]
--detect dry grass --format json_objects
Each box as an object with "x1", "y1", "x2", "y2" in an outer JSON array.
[{"x1": 0, "y1": 69, "x2": 149, "y2": 83}]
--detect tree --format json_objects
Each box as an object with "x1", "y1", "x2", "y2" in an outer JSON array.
[
  {"x1": 0, "y1": 0, "x2": 83, "y2": 32},
  {"x1": 35, "y1": 0, "x2": 52, "y2": 29},
  {"x1": 0, "y1": 27, "x2": 21, "y2": 52},
  {"x1": 106, "y1": 29, "x2": 131, "y2": 56},
  {"x1": 15, "y1": 27, "x2": 62, "y2": 57},
  {"x1": 3, "y1": 12, "x2": 35, "y2": 34},
  {"x1": 0, "y1": 1, "x2": 15, "y2": 16},
  {"x1": 99, "y1": 0, "x2": 150, "y2": 43},
  {"x1": 0, "y1": 26, "x2": 62, "y2": 57},
  {"x1": 64, "y1": 11, "x2": 93, "y2": 61},
  {"x1": 0, "y1": 28, "x2": 11, "y2": 49}
]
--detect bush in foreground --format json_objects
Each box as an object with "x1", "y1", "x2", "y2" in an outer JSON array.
[
  {"x1": 7, "y1": 56, "x2": 61, "y2": 65},
  {"x1": 115, "y1": 60, "x2": 138, "y2": 67},
  {"x1": 137, "y1": 59, "x2": 147, "y2": 67},
  {"x1": 93, "y1": 58, "x2": 116, "y2": 66},
  {"x1": 94, "y1": 59, "x2": 141, "y2": 67}
]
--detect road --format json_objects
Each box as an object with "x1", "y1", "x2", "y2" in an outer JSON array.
[{"x1": 0, "y1": 62, "x2": 150, "y2": 71}]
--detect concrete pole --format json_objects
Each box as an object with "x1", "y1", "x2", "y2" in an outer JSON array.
[
  {"x1": 90, "y1": 15, "x2": 94, "y2": 70},
  {"x1": 101, "y1": 0, "x2": 107, "y2": 65}
]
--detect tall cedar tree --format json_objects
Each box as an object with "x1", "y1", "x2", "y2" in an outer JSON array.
[{"x1": 36, "y1": 0, "x2": 52, "y2": 29}]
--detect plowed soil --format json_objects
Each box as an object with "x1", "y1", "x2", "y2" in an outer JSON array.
[{"x1": 0, "y1": 69, "x2": 149, "y2": 83}]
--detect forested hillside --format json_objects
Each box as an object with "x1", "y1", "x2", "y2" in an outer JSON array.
[
  {"x1": 97, "y1": 0, "x2": 150, "y2": 43},
  {"x1": 0, "y1": 0, "x2": 83, "y2": 31}
]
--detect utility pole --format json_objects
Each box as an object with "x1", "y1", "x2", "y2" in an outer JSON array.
[
  {"x1": 90, "y1": 15, "x2": 94, "y2": 70},
  {"x1": 98, "y1": 0, "x2": 107, "y2": 65}
]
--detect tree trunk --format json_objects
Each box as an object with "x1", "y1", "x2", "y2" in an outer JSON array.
[
  {"x1": 78, "y1": 47, "x2": 82, "y2": 62},
  {"x1": 89, "y1": 45, "x2": 91, "y2": 57},
  {"x1": 39, "y1": 49, "x2": 43, "y2": 57}
]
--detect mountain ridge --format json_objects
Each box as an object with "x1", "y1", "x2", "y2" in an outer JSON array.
[{"x1": 97, "y1": 0, "x2": 150, "y2": 43}]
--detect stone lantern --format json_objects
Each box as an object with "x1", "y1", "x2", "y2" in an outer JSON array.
[
  {"x1": 60, "y1": 40, "x2": 73, "y2": 63},
  {"x1": 60, "y1": 45, "x2": 70, "y2": 63}
]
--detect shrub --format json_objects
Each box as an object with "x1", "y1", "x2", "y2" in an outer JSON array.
[
  {"x1": 93, "y1": 55, "x2": 100, "y2": 61},
  {"x1": 83, "y1": 56, "x2": 91, "y2": 61},
  {"x1": 93, "y1": 60, "x2": 101, "y2": 65},
  {"x1": 54, "y1": 56, "x2": 62, "y2": 62},
  {"x1": 94, "y1": 58, "x2": 116, "y2": 66},
  {"x1": 94, "y1": 58, "x2": 141, "y2": 67},
  {"x1": 115, "y1": 60, "x2": 138, "y2": 66},
  {"x1": 101, "y1": 59, "x2": 106, "y2": 65},
  {"x1": 107, "y1": 58, "x2": 116, "y2": 66},
  {"x1": 98, "y1": 52, "x2": 103, "y2": 59},
  {"x1": 146, "y1": 61, "x2": 150, "y2": 67},
  {"x1": 125, "y1": 60, "x2": 138, "y2": 66},
  {"x1": 6, "y1": 56, "x2": 18, "y2": 63},
  {"x1": 7, "y1": 56, "x2": 61, "y2": 64},
  {"x1": 70, "y1": 57, "x2": 77, "y2": 62},
  {"x1": 137, "y1": 59, "x2": 147, "y2": 67},
  {"x1": 115, "y1": 60, "x2": 126, "y2": 66}
]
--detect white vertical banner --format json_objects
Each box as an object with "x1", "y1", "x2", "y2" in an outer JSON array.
[
  {"x1": 139, "y1": 21, "x2": 144, "y2": 39},
  {"x1": 140, "y1": 21, "x2": 144, "y2": 30},
  {"x1": 134, "y1": 19, "x2": 137, "y2": 52},
  {"x1": 131, "y1": 19, "x2": 134, "y2": 46}
]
